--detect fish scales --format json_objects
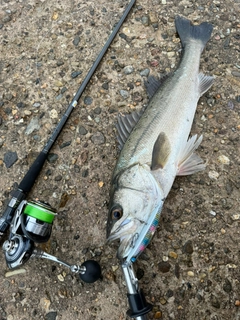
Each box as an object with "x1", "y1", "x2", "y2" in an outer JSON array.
[
  {"x1": 117, "y1": 42, "x2": 204, "y2": 174},
  {"x1": 107, "y1": 16, "x2": 214, "y2": 263}
]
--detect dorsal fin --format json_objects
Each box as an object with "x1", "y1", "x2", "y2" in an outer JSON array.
[
  {"x1": 116, "y1": 111, "x2": 142, "y2": 149},
  {"x1": 151, "y1": 132, "x2": 171, "y2": 170},
  {"x1": 144, "y1": 75, "x2": 169, "y2": 99}
]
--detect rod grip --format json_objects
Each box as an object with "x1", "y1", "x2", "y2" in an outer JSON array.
[{"x1": 18, "y1": 151, "x2": 48, "y2": 193}]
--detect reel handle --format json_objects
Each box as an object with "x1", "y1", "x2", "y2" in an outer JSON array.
[{"x1": 33, "y1": 249, "x2": 102, "y2": 283}]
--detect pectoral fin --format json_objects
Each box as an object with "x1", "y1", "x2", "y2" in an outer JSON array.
[
  {"x1": 177, "y1": 135, "x2": 205, "y2": 176},
  {"x1": 151, "y1": 132, "x2": 171, "y2": 170}
]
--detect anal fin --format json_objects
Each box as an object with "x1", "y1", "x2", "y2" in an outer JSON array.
[
  {"x1": 177, "y1": 135, "x2": 205, "y2": 176},
  {"x1": 199, "y1": 73, "x2": 214, "y2": 97},
  {"x1": 151, "y1": 132, "x2": 171, "y2": 170}
]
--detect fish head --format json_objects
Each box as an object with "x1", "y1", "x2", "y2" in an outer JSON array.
[{"x1": 107, "y1": 164, "x2": 164, "y2": 262}]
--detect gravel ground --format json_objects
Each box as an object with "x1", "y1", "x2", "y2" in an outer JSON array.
[{"x1": 0, "y1": 0, "x2": 240, "y2": 319}]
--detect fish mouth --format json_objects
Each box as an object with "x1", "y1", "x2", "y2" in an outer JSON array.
[
  {"x1": 107, "y1": 218, "x2": 142, "y2": 259},
  {"x1": 107, "y1": 218, "x2": 136, "y2": 242}
]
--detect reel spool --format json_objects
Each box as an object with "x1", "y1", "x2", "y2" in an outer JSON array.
[{"x1": 21, "y1": 200, "x2": 56, "y2": 243}]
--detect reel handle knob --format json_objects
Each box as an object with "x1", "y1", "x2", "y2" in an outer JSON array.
[{"x1": 79, "y1": 260, "x2": 102, "y2": 283}]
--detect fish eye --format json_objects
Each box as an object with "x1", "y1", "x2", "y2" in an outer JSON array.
[{"x1": 111, "y1": 206, "x2": 123, "y2": 220}]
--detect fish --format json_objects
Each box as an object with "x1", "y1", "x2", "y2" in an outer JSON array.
[{"x1": 107, "y1": 16, "x2": 214, "y2": 263}]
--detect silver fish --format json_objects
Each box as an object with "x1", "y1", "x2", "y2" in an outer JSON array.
[{"x1": 107, "y1": 16, "x2": 214, "y2": 263}]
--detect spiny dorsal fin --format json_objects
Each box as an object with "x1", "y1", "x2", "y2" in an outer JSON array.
[
  {"x1": 177, "y1": 135, "x2": 205, "y2": 176},
  {"x1": 116, "y1": 111, "x2": 142, "y2": 149},
  {"x1": 151, "y1": 132, "x2": 171, "y2": 170},
  {"x1": 144, "y1": 75, "x2": 169, "y2": 99}
]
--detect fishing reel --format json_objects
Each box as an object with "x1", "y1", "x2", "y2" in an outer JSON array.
[{"x1": 2, "y1": 200, "x2": 101, "y2": 283}]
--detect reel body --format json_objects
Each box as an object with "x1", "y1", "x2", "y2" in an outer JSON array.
[
  {"x1": 3, "y1": 200, "x2": 56, "y2": 269},
  {"x1": 2, "y1": 199, "x2": 102, "y2": 283}
]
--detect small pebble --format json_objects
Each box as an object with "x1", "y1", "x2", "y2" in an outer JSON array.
[
  {"x1": 187, "y1": 271, "x2": 195, "y2": 277},
  {"x1": 73, "y1": 35, "x2": 80, "y2": 46},
  {"x1": 182, "y1": 240, "x2": 193, "y2": 254},
  {"x1": 235, "y1": 300, "x2": 240, "y2": 306},
  {"x1": 57, "y1": 274, "x2": 65, "y2": 282},
  {"x1": 17, "y1": 102, "x2": 25, "y2": 108},
  {"x1": 71, "y1": 71, "x2": 82, "y2": 78},
  {"x1": 112, "y1": 265, "x2": 118, "y2": 272},
  {"x1": 94, "y1": 107, "x2": 101, "y2": 115},
  {"x1": 54, "y1": 175, "x2": 62, "y2": 181},
  {"x1": 91, "y1": 131, "x2": 105, "y2": 145},
  {"x1": 84, "y1": 96, "x2": 93, "y2": 105},
  {"x1": 158, "y1": 261, "x2": 171, "y2": 273},
  {"x1": 47, "y1": 153, "x2": 59, "y2": 163},
  {"x1": 159, "y1": 297, "x2": 167, "y2": 305},
  {"x1": 45, "y1": 311, "x2": 57, "y2": 320},
  {"x1": 210, "y1": 210, "x2": 216, "y2": 216},
  {"x1": 211, "y1": 295, "x2": 220, "y2": 309},
  {"x1": 5, "y1": 268, "x2": 26, "y2": 277},
  {"x1": 33, "y1": 102, "x2": 41, "y2": 108},
  {"x1": 123, "y1": 65, "x2": 134, "y2": 75},
  {"x1": 55, "y1": 94, "x2": 63, "y2": 101},
  {"x1": 25, "y1": 117, "x2": 40, "y2": 134},
  {"x1": 149, "y1": 12, "x2": 158, "y2": 24},
  {"x1": 168, "y1": 251, "x2": 178, "y2": 259},
  {"x1": 218, "y1": 155, "x2": 230, "y2": 165},
  {"x1": 4, "y1": 151, "x2": 18, "y2": 168},
  {"x1": 98, "y1": 181, "x2": 104, "y2": 188},
  {"x1": 141, "y1": 15, "x2": 150, "y2": 26},
  {"x1": 50, "y1": 109, "x2": 58, "y2": 119},
  {"x1": 24, "y1": 110, "x2": 32, "y2": 115},
  {"x1": 175, "y1": 263, "x2": 180, "y2": 279},
  {"x1": 140, "y1": 68, "x2": 150, "y2": 77},
  {"x1": 223, "y1": 279, "x2": 232, "y2": 293},
  {"x1": 221, "y1": 228, "x2": 226, "y2": 234},
  {"x1": 39, "y1": 297, "x2": 51, "y2": 312},
  {"x1": 231, "y1": 71, "x2": 240, "y2": 78},
  {"x1": 54, "y1": 80, "x2": 63, "y2": 87},
  {"x1": 154, "y1": 311, "x2": 162, "y2": 319},
  {"x1": 79, "y1": 125, "x2": 88, "y2": 135},
  {"x1": 119, "y1": 89, "x2": 129, "y2": 99},
  {"x1": 60, "y1": 141, "x2": 71, "y2": 149},
  {"x1": 102, "y1": 82, "x2": 109, "y2": 90},
  {"x1": 208, "y1": 170, "x2": 219, "y2": 180}
]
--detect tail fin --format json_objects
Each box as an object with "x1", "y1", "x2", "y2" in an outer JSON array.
[{"x1": 175, "y1": 16, "x2": 213, "y2": 51}]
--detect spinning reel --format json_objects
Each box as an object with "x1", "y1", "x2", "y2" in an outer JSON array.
[{"x1": 2, "y1": 200, "x2": 101, "y2": 283}]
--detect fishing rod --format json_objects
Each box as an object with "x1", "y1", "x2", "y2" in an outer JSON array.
[
  {"x1": 0, "y1": 0, "x2": 135, "y2": 283},
  {"x1": 1, "y1": 0, "x2": 152, "y2": 317}
]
